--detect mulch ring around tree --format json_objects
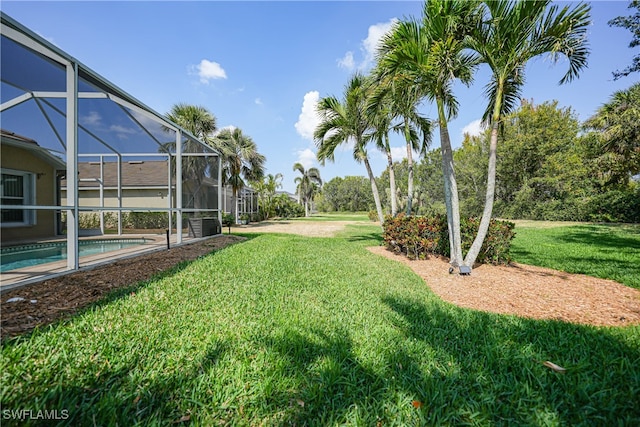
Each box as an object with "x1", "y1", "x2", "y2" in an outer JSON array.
[{"x1": 367, "y1": 246, "x2": 640, "y2": 327}]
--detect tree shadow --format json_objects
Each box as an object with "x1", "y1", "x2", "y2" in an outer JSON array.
[{"x1": 382, "y1": 295, "x2": 640, "y2": 425}]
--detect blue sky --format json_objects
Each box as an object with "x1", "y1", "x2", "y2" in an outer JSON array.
[{"x1": 2, "y1": 1, "x2": 638, "y2": 193}]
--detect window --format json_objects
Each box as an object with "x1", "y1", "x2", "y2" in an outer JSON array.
[{"x1": 1, "y1": 169, "x2": 35, "y2": 226}]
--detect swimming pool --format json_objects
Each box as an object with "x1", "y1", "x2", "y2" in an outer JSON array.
[{"x1": 0, "y1": 238, "x2": 150, "y2": 272}]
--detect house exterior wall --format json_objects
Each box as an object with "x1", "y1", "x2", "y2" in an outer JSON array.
[
  {"x1": 61, "y1": 188, "x2": 174, "y2": 209},
  {"x1": 1, "y1": 144, "x2": 58, "y2": 244}
]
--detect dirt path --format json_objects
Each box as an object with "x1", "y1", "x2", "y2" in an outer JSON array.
[{"x1": 237, "y1": 220, "x2": 369, "y2": 237}]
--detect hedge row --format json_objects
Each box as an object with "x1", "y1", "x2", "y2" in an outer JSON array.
[{"x1": 382, "y1": 214, "x2": 516, "y2": 265}]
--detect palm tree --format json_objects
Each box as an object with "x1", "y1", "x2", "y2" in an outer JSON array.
[
  {"x1": 368, "y1": 71, "x2": 432, "y2": 216},
  {"x1": 314, "y1": 73, "x2": 385, "y2": 226},
  {"x1": 583, "y1": 82, "x2": 640, "y2": 181},
  {"x1": 164, "y1": 103, "x2": 218, "y2": 210},
  {"x1": 213, "y1": 127, "x2": 266, "y2": 223},
  {"x1": 293, "y1": 163, "x2": 322, "y2": 217},
  {"x1": 253, "y1": 173, "x2": 283, "y2": 219},
  {"x1": 377, "y1": 0, "x2": 479, "y2": 268},
  {"x1": 463, "y1": 0, "x2": 591, "y2": 268}
]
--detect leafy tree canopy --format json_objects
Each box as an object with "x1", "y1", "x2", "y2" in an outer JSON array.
[{"x1": 609, "y1": 0, "x2": 640, "y2": 80}]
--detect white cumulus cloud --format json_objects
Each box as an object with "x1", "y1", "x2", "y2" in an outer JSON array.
[
  {"x1": 338, "y1": 51, "x2": 355, "y2": 70},
  {"x1": 194, "y1": 59, "x2": 227, "y2": 84},
  {"x1": 461, "y1": 119, "x2": 485, "y2": 137},
  {"x1": 254, "y1": 98, "x2": 263, "y2": 105},
  {"x1": 361, "y1": 18, "x2": 398, "y2": 68},
  {"x1": 296, "y1": 148, "x2": 317, "y2": 170},
  {"x1": 294, "y1": 91, "x2": 320, "y2": 140}
]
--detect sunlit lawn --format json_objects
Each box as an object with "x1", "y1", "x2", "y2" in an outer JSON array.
[
  {"x1": 1, "y1": 223, "x2": 638, "y2": 425},
  {"x1": 511, "y1": 223, "x2": 640, "y2": 289}
]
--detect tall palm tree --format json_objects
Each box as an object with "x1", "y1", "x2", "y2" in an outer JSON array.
[
  {"x1": 165, "y1": 103, "x2": 218, "y2": 209},
  {"x1": 213, "y1": 127, "x2": 266, "y2": 223},
  {"x1": 463, "y1": 0, "x2": 591, "y2": 268},
  {"x1": 293, "y1": 163, "x2": 322, "y2": 217},
  {"x1": 368, "y1": 70, "x2": 432, "y2": 216},
  {"x1": 314, "y1": 73, "x2": 385, "y2": 226},
  {"x1": 377, "y1": 0, "x2": 479, "y2": 268}
]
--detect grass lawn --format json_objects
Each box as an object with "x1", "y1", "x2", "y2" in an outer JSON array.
[
  {"x1": 511, "y1": 223, "x2": 640, "y2": 289},
  {"x1": 1, "y1": 224, "x2": 639, "y2": 425}
]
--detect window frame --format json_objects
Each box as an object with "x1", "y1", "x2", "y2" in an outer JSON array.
[{"x1": 1, "y1": 168, "x2": 36, "y2": 227}]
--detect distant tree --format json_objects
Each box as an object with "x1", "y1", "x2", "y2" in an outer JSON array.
[
  {"x1": 319, "y1": 176, "x2": 374, "y2": 212},
  {"x1": 583, "y1": 82, "x2": 640, "y2": 181},
  {"x1": 213, "y1": 128, "x2": 265, "y2": 223},
  {"x1": 453, "y1": 133, "x2": 488, "y2": 217},
  {"x1": 609, "y1": 0, "x2": 640, "y2": 80},
  {"x1": 253, "y1": 173, "x2": 283, "y2": 219},
  {"x1": 493, "y1": 100, "x2": 587, "y2": 220},
  {"x1": 293, "y1": 163, "x2": 322, "y2": 217}
]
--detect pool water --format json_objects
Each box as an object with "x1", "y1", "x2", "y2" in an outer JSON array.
[{"x1": 0, "y1": 239, "x2": 149, "y2": 272}]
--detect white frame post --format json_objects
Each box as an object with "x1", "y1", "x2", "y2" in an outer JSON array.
[
  {"x1": 65, "y1": 61, "x2": 79, "y2": 270},
  {"x1": 175, "y1": 132, "x2": 183, "y2": 244}
]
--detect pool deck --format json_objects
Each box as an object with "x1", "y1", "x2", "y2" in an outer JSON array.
[{"x1": 0, "y1": 233, "x2": 203, "y2": 293}]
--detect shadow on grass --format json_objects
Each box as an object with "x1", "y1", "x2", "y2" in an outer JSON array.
[
  {"x1": 555, "y1": 226, "x2": 640, "y2": 249},
  {"x1": 381, "y1": 296, "x2": 640, "y2": 425},
  {"x1": 6, "y1": 295, "x2": 640, "y2": 425}
]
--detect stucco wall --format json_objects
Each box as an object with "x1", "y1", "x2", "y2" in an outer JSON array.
[
  {"x1": 61, "y1": 188, "x2": 173, "y2": 209},
  {"x1": 1, "y1": 144, "x2": 59, "y2": 244}
]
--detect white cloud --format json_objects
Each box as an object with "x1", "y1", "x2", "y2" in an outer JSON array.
[
  {"x1": 389, "y1": 146, "x2": 408, "y2": 161},
  {"x1": 110, "y1": 124, "x2": 137, "y2": 133},
  {"x1": 294, "y1": 91, "x2": 320, "y2": 140},
  {"x1": 296, "y1": 148, "x2": 317, "y2": 170},
  {"x1": 338, "y1": 51, "x2": 355, "y2": 70},
  {"x1": 194, "y1": 59, "x2": 227, "y2": 84},
  {"x1": 361, "y1": 18, "x2": 398, "y2": 68},
  {"x1": 80, "y1": 111, "x2": 102, "y2": 126},
  {"x1": 254, "y1": 98, "x2": 263, "y2": 105},
  {"x1": 462, "y1": 119, "x2": 485, "y2": 137},
  {"x1": 110, "y1": 124, "x2": 138, "y2": 139}
]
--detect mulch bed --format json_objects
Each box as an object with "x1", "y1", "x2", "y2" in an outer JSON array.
[
  {"x1": 1, "y1": 235, "x2": 245, "y2": 340},
  {"x1": 368, "y1": 246, "x2": 640, "y2": 327}
]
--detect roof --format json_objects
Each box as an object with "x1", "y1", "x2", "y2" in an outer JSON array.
[
  {"x1": 1, "y1": 128, "x2": 66, "y2": 169},
  {"x1": 61, "y1": 160, "x2": 172, "y2": 188}
]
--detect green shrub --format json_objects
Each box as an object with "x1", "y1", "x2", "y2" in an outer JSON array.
[
  {"x1": 581, "y1": 189, "x2": 640, "y2": 223},
  {"x1": 383, "y1": 214, "x2": 515, "y2": 265},
  {"x1": 368, "y1": 210, "x2": 379, "y2": 222},
  {"x1": 274, "y1": 196, "x2": 304, "y2": 218},
  {"x1": 128, "y1": 212, "x2": 168, "y2": 229}
]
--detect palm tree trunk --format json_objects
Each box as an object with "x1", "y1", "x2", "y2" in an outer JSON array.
[
  {"x1": 464, "y1": 85, "x2": 504, "y2": 268},
  {"x1": 464, "y1": 122, "x2": 498, "y2": 268},
  {"x1": 304, "y1": 197, "x2": 310, "y2": 217},
  {"x1": 386, "y1": 134, "x2": 398, "y2": 216},
  {"x1": 404, "y1": 118, "x2": 414, "y2": 216},
  {"x1": 437, "y1": 100, "x2": 463, "y2": 267},
  {"x1": 363, "y1": 156, "x2": 385, "y2": 227}
]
